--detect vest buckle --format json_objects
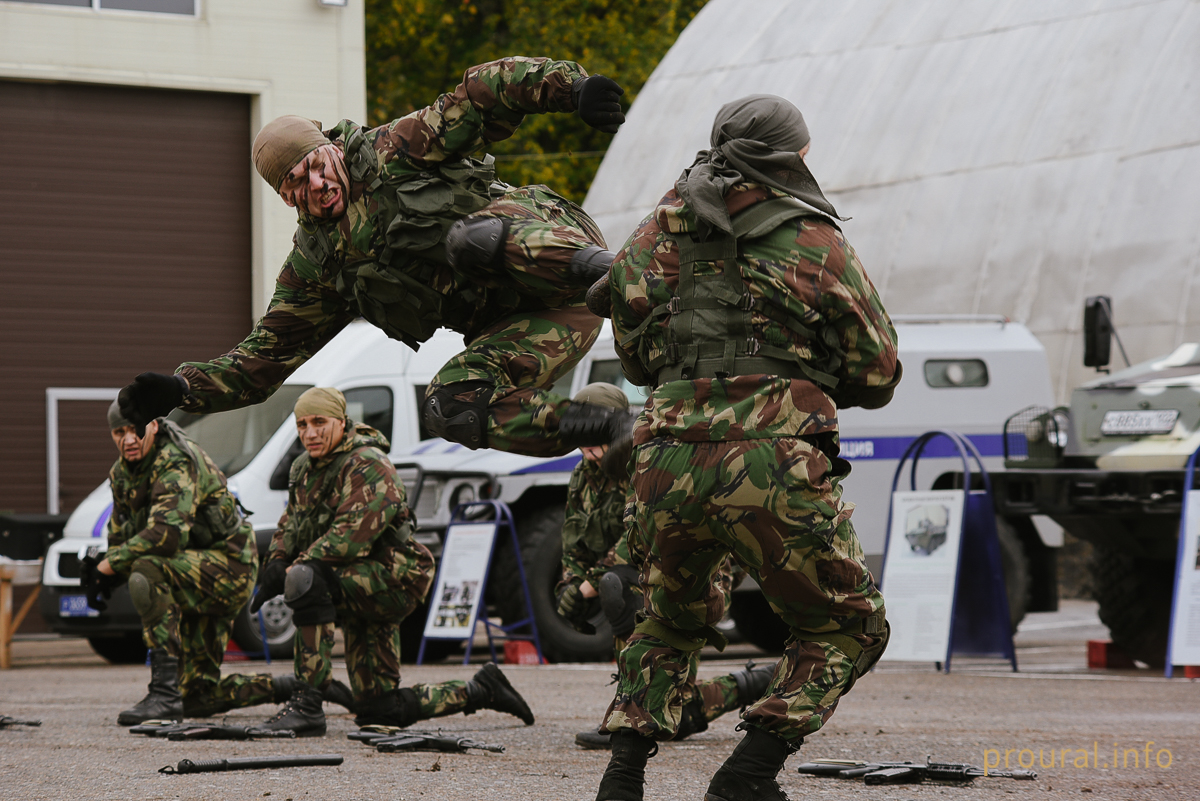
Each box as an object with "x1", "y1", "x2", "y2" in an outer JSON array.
[
  {"x1": 745, "y1": 338, "x2": 761, "y2": 356},
  {"x1": 667, "y1": 297, "x2": 681, "y2": 314},
  {"x1": 738, "y1": 292, "x2": 756, "y2": 311}
]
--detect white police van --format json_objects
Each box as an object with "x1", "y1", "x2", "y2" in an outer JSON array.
[{"x1": 41, "y1": 315, "x2": 1058, "y2": 661}]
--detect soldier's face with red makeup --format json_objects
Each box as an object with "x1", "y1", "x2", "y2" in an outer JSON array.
[
  {"x1": 111, "y1": 420, "x2": 158, "y2": 463},
  {"x1": 278, "y1": 144, "x2": 351, "y2": 219},
  {"x1": 296, "y1": 414, "x2": 346, "y2": 459}
]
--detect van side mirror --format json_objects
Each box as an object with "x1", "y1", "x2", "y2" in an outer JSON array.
[{"x1": 1083, "y1": 296, "x2": 1113, "y2": 370}]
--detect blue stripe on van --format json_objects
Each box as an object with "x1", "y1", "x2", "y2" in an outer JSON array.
[
  {"x1": 93, "y1": 504, "x2": 113, "y2": 538},
  {"x1": 510, "y1": 434, "x2": 1004, "y2": 474}
]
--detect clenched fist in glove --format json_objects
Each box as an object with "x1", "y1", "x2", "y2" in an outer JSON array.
[
  {"x1": 118, "y1": 372, "x2": 188, "y2": 435},
  {"x1": 573, "y1": 75, "x2": 625, "y2": 134}
]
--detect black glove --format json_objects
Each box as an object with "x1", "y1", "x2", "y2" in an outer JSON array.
[
  {"x1": 572, "y1": 75, "x2": 625, "y2": 133},
  {"x1": 118, "y1": 372, "x2": 187, "y2": 436},
  {"x1": 79, "y1": 553, "x2": 122, "y2": 613},
  {"x1": 250, "y1": 559, "x2": 288, "y2": 614},
  {"x1": 555, "y1": 582, "x2": 597, "y2": 635}
]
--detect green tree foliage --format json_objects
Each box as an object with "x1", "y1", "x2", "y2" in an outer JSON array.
[{"x1": 366, "y1": 0, "x2": 708, "y2": 202}]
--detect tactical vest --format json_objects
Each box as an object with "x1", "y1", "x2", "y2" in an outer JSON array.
[
  {"x1": 620, "y1": 197, "x2": 846, "y2": 389},
  {"x1": 295, "y1": 125, "x2": 505, "y2": 350},
  {"x1": 282, "y1": 442, "x2": 413, "y2": 560}
]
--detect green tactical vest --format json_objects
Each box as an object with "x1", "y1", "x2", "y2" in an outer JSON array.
[
  {"x1": 620, "y1": 197, "x2": 847, "y2": 389},
  {"x1": 295, "y1": 125, "x2": 505, "y2": 350},
  {"x1": 282, "y1": 442, "x2": 413, "y2": 560}
]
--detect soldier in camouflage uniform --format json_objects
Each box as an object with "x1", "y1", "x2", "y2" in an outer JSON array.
[
  {"x1": 250, "y1": 387, "x2": 534, "y2": 737},
  {"x1": 556, "y1": 383, "x2": 776, "y2": 751},
  {"x1": 96, "y1": 401, "x2": 304, "y2": 725},
  {"x1": 118, "y1": 57, "x2": 633, "y2": 465},
  {"x1": 582, "y1": 96, "x2": 899, "y2": 801}
]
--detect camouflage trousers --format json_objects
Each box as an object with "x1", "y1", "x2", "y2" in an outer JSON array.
[
  {"x1": 601, "y1": 436, "x2": 888, "y2": 744},
  {"x1": 428, "y1": 186, "x2": 605, "y2": 458},
  {"x1": 293, "y1": 543, "x2": 468, "y2": 718},
  {"x1": 130, "y1": 550, "x2": 275, "y2": 708}
]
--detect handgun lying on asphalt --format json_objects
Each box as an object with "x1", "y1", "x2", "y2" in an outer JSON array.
[
  {"x1": 159, "y1": 754, "x2": 343, "y2": 774},
  {"x1": 130, "y1": 720, "x2": 296, "y2": 740},
  {"x1": 349, "y1": 726, "x2": 505, "y2": 754},
  {"x1": 797, "y1": 757, "x2": 1037, "y2": 784},
  {"x1": 0, "y1": 715, "x2": 42, "y2": 728}
]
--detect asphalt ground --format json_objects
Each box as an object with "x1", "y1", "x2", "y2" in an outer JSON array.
[{"x1": 2, "y1": 601, "x2": 1197, "y2": 801}]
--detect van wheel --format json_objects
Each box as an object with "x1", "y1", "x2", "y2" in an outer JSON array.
[
  {"x1": 1092, "y1": 545, "x2": 1172, "y2": 668},
  {"x1": 996, "y1": 517, "x2": 1032, "y2": 632},
  {"x1": 231, "y1": 597, "x2": 294, "y2": 660},
  {"x1": 88, "y1": 633, "x2": 148, "y2": 664},
  {"x1": 492, "y1": 504, "x2": 614, "y2": 663}
]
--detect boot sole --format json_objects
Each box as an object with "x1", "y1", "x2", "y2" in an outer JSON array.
[
  {"x1": 574, "y1": 733, "x2": 612, "y2": 750},
  {"x1": 117, "y1": 713, "x2": 181, "y2": 726}
]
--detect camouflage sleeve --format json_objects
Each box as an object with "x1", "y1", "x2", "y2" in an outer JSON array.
[
  {"x1": 298, "y1": 449, "x2": 404, "y2": 565},
  {"x1": 176, "y1": 247, "x2": 356, "y2": 414},
  {"x1": 609, "y1": 210, "x2": 663, "y2": 387},
  {"x1": 560, "y1": 465, "x2": 596, "y2": 586},
  {"x1": 820, "y1": 235, "x2": 900, "y2": 409},
  {"x1": 104, "y1": 445, "x2": 197, "y2": 574},
  {"x1": 268, "y1": 507, "x2": 292, "y2": 564},
  {"x1": 371, "y1": 56, "x2": 586, "y2": 167}
]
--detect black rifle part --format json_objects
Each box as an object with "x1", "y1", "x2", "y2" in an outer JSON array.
[
  {"x1": 159, "y1": 754, "x2": 343, "y2": 774},
  {"x1": 130, "y1": 721, "x2": 297, "y2": 740},
  {"x1": 348, "y1": 727, "x2": 504, "y2": 754},
  {"x1": 0, "y1": 716, "x2": 42, "y2": 728},
  {"x1": 797, "y1": 758, "x2": 1037, "y2": 784}
]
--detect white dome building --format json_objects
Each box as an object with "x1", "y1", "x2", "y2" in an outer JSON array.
[{"x1": 584, "y1": 0, "x2": 1200, "y2": 401}]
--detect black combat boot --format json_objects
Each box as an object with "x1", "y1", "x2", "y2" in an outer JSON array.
[
  {"x1": 596, "y1": 730, "x2": 658, "y2": 801},
  {"x1": 729, "y1": 660, "x2": 778, "y2": 708},
  {"x1": 576, "y1": 729, "x2": 612, "y2": 749},
  {"x1": 463, "y1": 662, "x2": 535, "y2": 725},
  {"x1": 354, "y1": 688, "x2": 421, "y2": 729},
  {"x1": 704, "y1": 726, "x2": 795, "y2": 801},
  {"x1": 117, "y1": 650, "x2": 183, "y2": 725},
  {"x1": 322, "y1": 678, "x2": 357, "y2": 714},
  {"x1": 258, "y1": 683, "x2": 326, "y2": 737}
]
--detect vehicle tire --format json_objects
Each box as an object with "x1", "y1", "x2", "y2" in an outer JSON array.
[
  {"x1": 729, "y1": 591, "x2": 789, "y2": 654},
  {"x1": 88, "y1": 633, "x2": 148, "y2": 664},
  {"x1": 231, "y1": 597, "x2": 295, "y2": 660},
  {"x1": 1091, "y1": 545, "x2": 1173, "y2": 668},
  {"x1": 492, "y1": 504, "x2": 614, "y2": 663},
  {"x1": 399, "y1": 598, "x2": 460, "y2": 664},
  {"x1": 996, "y1": 517, "x2": 1032, "y2": 632}
]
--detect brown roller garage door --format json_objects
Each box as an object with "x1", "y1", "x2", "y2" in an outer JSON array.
[{"x1": 0, "y1": 80, "x2": 252, "y2": 518}]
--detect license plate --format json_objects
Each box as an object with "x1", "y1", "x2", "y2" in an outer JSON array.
[
  {"x1": 1100, "y1": 409, "x2": 1179, "y2": 436},
  {"x1": 59, "y1": 595, "x2": 100, "y2": 618}
]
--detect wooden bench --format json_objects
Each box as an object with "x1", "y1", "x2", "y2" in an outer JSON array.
[{"x1": 0, "y1": 563, "x2": 42, "y2": 669}]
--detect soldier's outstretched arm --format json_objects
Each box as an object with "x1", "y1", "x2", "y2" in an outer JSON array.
[
  {"x1": 373, "y1": 56, "x2": 622, "y2": 168},
  {"x1": 299, "y1": 450, "x2": 405, "y2": 565},
  {"x1": 103, "y1": 447, "x2": 198, "y2": 574}
]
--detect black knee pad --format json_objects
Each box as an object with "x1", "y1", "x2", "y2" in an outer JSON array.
[
  {"x1": 284, "y1": 563, "x2": 337, "y2": 626},
  {"x1": 599, "y1": 565, "x2": 641, "y2": 640},
  {"x1": 445, "y1": 216, "x2": 509, "y2": 272},
  {"x1": 422, "y1": 380, "x2": 494, "y2": 449},
  {"x1": 129, "y1": 561, "x2": 170, "y2": 623}
]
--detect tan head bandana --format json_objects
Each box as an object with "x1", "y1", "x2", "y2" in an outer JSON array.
[
  {"x1": 253, "y1": 115, "x2": 329, "y2": 191},
  {"x1": 572, "y1": 382, "x2": 629, "y2": 409},
  {"x1": 107, "y1": 399, "x2": 132, "y2": 431},
  {"x1": 294, "y1": 387, "x2": 346, "y2": 420}
]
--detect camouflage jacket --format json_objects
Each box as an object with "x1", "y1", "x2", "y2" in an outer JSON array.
[
  {"x1": 270, "y1": 423, "x2": 415, "y2": 566},
  {"x1": 106, "y1": 420, "x2": 256, "y2": 574},
  {"x1": 610, "y1": 184, "x2": 899, "y2": 444},
  {"x1": 561, "y1": 458, "x2": 630, "y2": 588},
  {"x1": 177, "y1": 57, "x2": 588, "y2": 415}
]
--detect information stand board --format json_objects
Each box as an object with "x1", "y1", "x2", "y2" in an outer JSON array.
[
  {"x1": 877, "y1": 430, "x2": 1016, "y2": 673},
  {"x1": 417, "y1": 500, "x2": 544, "y2": 665},
  {"x1": 1165, "y1": 445, "x2": 1200, "y2": 676}
]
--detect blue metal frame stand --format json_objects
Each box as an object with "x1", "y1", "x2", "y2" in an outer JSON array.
[{"x1": 417, "y1": 500, "x2": 545, "y2": 665}]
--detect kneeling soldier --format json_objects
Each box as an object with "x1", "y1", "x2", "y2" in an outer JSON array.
[
  {"x1": 97, "y1": 402, "x2": 304, "y2": 725},
  {"x1": 252, "y1": 387, "x2": 534, "y2": 736}
]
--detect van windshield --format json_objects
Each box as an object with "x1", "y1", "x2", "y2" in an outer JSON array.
[{"x1": 168, "y1": 385, "x2": 312, "y2": 476}]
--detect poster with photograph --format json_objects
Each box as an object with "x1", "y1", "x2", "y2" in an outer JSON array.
[
  {"x1": 1167, "y1": 490, "x2": 1200, "y2": 667},
  {"x1": 877, "y1": 490, "x2": 966, "y2": 663},
  {"x1": 423, "y1": 522, "x2": 497, "y2": 639}
]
